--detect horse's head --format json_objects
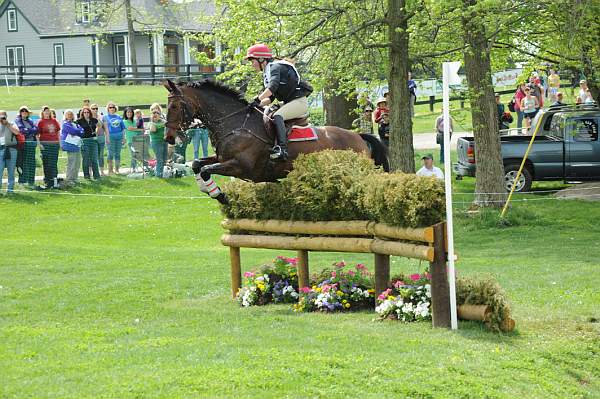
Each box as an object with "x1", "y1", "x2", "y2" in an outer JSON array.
[{"x1": 163, "y1": 79, "x2": 195, "y2": 144}]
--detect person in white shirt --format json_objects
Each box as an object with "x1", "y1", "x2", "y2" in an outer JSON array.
[{"x1": 416, "y1": 153, "x2": 444, "y2": 180}]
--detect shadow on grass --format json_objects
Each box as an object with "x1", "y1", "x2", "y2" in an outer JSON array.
[{"x1": 455, "y1": 320, "x2": 521, "y2": 343}]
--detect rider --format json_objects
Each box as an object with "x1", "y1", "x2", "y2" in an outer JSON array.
[{"x1": 245, "y1": 43, "x2": 313, "y2": 161}]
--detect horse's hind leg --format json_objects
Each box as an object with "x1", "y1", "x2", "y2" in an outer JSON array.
[{"x1": 193, "y1": 159, "x2": 242, "y2": 205}]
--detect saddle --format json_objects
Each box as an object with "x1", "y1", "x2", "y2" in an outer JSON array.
[{"x1": 263, "y1": 113, "x2": 309, "y2": 138}]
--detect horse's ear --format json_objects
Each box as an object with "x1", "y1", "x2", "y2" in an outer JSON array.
[{"x1": 163, "y1": 79, "x2": 180, "y2": 94}]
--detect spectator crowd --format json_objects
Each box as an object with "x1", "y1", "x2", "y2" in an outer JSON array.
[{"x1": 0, "y1": 99, "x2": 211, "y2": 194}]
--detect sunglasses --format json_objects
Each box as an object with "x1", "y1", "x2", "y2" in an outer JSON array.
[
  {"x1": 91, "y1": 107, "x2": 98, "y2": 110},
  {"x1": 152, "y1": 112, "x2": 160, "y2": 115},
  {"x1": 108, "y1": 106, "x2": 116, "y2": 109}
]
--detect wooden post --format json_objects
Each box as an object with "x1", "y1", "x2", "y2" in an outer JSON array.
[
  {"x1": 186, "y1": 64, "x2": 192, "y2": 82},
  {"x1": 429, "y1": 95, "x2": 435, "y2": 112},
  {"x1": 297, "y1": 250, "x2": 309, "y2": 289},
  {"x1": 51, "y1": 66, "x2": 56, "y2": 86},
  {"x1": 230, "y1": 246, "x2": 241, "y2": 299},
  {"x1": 429, "y1": 223, "x2": 451, "y2": 328},
  {"x1": 374, "y1": 254, "x2": 390, "y2": 298},
  {"x1": 84, "y1": 65, "x2": 89, "y2": 86},
  {"x1": 151, "y1": 64, "x2": 156, "y2": 86}
]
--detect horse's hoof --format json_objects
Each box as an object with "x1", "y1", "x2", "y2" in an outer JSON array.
[{"x1": 216, "y1": 192, "x2": 229, "y2": 205}]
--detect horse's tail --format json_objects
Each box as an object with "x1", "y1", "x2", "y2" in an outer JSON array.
[{"x1": 360, "y1": 134, "x2": 390, "y2": 172}]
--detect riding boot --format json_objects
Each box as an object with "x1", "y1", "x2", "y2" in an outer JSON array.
[{"x1": 270, "y1": 115, "x2": 289, "y2": 161}]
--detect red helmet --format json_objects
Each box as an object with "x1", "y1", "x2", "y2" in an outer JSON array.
[{"x1": 244, "y1": 44, "x2": 273, "y2": 60}]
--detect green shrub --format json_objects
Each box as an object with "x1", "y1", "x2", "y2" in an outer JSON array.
[
  {"x1": 221, "y1": 150, "x2": 445, "y2": 227},
  {"x1": 282, "y1": 150, "x2": 380, "y2": 221},
  {"x1": 456, "y1": 276, "x2": 513, "y2": 333},
  {"x1": 361, "y1": 172, "x2": 445, "y2": 227}
]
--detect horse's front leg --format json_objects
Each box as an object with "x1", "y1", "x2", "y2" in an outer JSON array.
[
  {"x1": 192, "y1": 156, "x2": 218, "y2": 170},
  {"x1": 193, "y1": 159, "x2": 242, "y2": 205}
]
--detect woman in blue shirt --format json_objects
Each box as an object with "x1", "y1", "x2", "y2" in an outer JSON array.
[
  {"x1": 102, "y1": 101, "x2": 126, "y2": 175},
  {"x1": 14, "y1": 105, "x2": 39, "y2": 187}
]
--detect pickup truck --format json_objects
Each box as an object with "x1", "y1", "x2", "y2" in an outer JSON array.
[{"x1": 453, "y1": 105, "x2": 600, "y2": 192}]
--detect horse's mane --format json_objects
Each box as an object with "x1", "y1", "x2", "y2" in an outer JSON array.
[{"x1": 184, "y1": 79, "x2": 248, "y2": 104}]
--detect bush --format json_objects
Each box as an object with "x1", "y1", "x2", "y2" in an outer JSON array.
[
  {"x1": 283, "y1": 150, "x2": 380, "y2": 221},
  {"x1": 221, "y1": 150, "x2": 445, "y2": 227},
  {"x1": 360, "y1": 172, "x2": 445, "y2": 227},
  {"x1": 456, "y1": 276, "x2": 513, "y2": 333}
]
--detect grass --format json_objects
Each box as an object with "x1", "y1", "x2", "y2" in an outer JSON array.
[{"x1": 1, "y1": 152, "x2": 599, "y2": 398}]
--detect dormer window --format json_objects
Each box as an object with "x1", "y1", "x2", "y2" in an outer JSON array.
[
  {"x1": 76, "y1": 0, "x2": 93, "y2": 24},
  {"x1": 7, "y1": 9, "x2": 18, "y2": 31}
]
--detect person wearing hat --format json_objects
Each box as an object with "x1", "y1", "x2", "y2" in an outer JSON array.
[
  {"x1": 496, "y1": 93, "x2": 513, "y2": 132},
  {"x1": 416, "y1": 153, "x2": 444, "y2": 180},
  {"x1": 373, "y1": 96, "x2": 389, "y2": 124},
  {"x1": 244, "y1": 43, "x2": 314, "y2": 161},
  {"x1": 14, "y1": 105, "x2": 39, "y2": 187},
  {"x1": 352, "y1": 106, "x2": 374, "y2": 135}
]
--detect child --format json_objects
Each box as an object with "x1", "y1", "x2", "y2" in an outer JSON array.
[
  {"x1": 134, "y1": 109, "x2": 144, "y2": 130},
  {"x1": 373, "y1": 97, "x2": 389, "y2": 124},
  {"x1": 378, "y1": 112, "x2": 390, "y2": 147}
]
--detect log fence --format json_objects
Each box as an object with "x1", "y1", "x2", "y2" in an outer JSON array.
[{"x1": 221, "y1": 218, "x2": 453, "y2": 328}]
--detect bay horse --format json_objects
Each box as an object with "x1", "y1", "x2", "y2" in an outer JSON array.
[{"x1": 163, "y1": 78, "x2": 389, "y2": 204}]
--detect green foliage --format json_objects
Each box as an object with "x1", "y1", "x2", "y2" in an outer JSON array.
[
  {"x1": 456, "y1": 275, "x2": 513, "y2": 333},
  {"x1": 222, "y1": 150, "x2": 445, "y2": 227},
  {"x1": 360, "y1": 172, "x2": 446, "y2": 228}
]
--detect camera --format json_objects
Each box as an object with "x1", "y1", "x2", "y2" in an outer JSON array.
[{"x1": 0, "y1": 115, "x2": 6, "y2": 120}]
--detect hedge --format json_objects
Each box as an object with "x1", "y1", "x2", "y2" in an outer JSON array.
[{"x1": 221, "y1": 150, "x2": 445, "y2": 228}]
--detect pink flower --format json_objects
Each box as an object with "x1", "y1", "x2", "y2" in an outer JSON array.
[
  {"x1": 300, "y1": 287, "x2": 311, "y2": 293},
  {"x1": 410, "y1": 273, "x2": 421, "y2": 281},
  {"x1": 244, "y1": 271, "x2": 255, "y2": 278},
  {"x1": 425, "y1": 272, "x2": 432, "y2": 280},
  {"x1": 378, "y1": 288, "x2": 392, "y2": 300},
  {"x1": 348, "y1": 270, "x2": 356, "y2": 277},
  {"x1": 356, "y1": 263, "x2": 366, "y2": 270},
  {"x1": 331, "y1": 271, "x2": 337, "y2": 278},
  {"x1": 334, "y1": 261, "x2": 346, "y2": 269},
  {"x1": 286, "y1": 257, "x2": 298, "y2": 266},
  {"x1": 393, "y1": 280, "x2": 406, "y2": 289},
  {"x1": 322, "y1": 284, "x2": 331, "y2": 293}
]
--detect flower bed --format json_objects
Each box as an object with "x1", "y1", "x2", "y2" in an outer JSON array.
[{"x1": 235, "y1": 256, "x2": 514, "y2": 332}]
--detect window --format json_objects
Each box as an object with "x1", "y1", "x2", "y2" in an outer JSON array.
[
  {"x1": 76, "y1": 0, "x2": 94, "y2": 24},
  {"x1": 572, "y1": 118, "x2": 598, "y2": 142},
  {"x1": 7, "y1": 9, "x2": 17, "y2": 31},
  {"x1": 6, "y1": 46, "x2": 25, "y2": 71},
  {"x1": 54, "y1": 44, "x2": 64, "y2": 66}
]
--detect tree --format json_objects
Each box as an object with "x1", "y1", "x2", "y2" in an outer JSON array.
[
  {"x1": 459, "y1": 0, "x2": 506, "y2": 207},
  {"x1": 197, "y1": 0, "x2": 422, "y2": 172}
]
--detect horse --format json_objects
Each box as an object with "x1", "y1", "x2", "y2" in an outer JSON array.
[{"x1": 163, "y1": 78, "x2": 389, "y2": 204}]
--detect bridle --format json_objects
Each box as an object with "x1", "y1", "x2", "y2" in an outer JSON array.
[{"x1": 166, "y1": 93, "x2": 196, "y2": 131}]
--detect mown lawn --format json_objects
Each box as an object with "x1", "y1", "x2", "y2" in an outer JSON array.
[{"x1": 0, "y1": 164, "x2": 599, "y2": 398}]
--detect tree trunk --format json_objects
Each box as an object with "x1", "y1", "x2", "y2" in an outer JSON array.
[
  {"x1": 125, "y1": 0, "x2": 139, "y2": 80},
  {"x1": 387, "y1": 0, "x2": 415, "y2": 173},
  {"x1": 323, "y1": 80, "x2": 358, "y2": 129},
  {"x1": 461, "y1": 0, "x2": 506, "y2": 207}
]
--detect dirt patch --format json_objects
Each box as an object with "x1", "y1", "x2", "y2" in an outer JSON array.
[{"x1": 554, "y1": 182, "x2": 600, "y2": 201}]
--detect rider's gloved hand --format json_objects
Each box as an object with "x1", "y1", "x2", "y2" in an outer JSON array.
[{"x1": 248, "y1": 97, "x2": 261, "y2": 111}]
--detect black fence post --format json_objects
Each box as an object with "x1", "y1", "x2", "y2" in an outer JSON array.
[
  {"x1": 51, "y1": 66, "x2": 56, "y2": 86},
  {"x1": 18, "y1": 65, "x2": 24, "y2": 86},
  {"x1": 429, "y1": 95, "x2": 435, "y2": 112},
  {"x1": 186, "y1": 64, "x2": 192, "y2": 82},
  {"x1": 84, "y1": 65, "x2": 89, "y2": 86},
  {"x1": 151, "y1": 64, "x2": 156, "y2": 86}
]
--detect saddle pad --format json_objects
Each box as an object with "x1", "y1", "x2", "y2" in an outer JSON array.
[{"x1": 288, "y1": 126, "x2": 318, "y2": 142}]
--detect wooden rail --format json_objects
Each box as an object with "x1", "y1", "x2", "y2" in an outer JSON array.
[{"x1": 221, "y1": 219, "x2": 452, "y2": 328}]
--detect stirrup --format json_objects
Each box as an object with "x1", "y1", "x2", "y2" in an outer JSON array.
[{"x1": 269, "y1": 146, "x2": 288, "y2": 161}]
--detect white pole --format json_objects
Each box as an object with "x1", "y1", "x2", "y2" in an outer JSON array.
[
  {"x1": 442, "y1": 62, "x2": 458, "y2": 330},
  {"x1": 14, "y1": 69, "x2": 18, "y2": 86},
  {"x1": 4, "y1": 75, "x2": 10, "y2": 94}
]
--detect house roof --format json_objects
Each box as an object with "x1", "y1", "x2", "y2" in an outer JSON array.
[{"x1": 0, "y1": 0, "x2": 214, "y2": 37}]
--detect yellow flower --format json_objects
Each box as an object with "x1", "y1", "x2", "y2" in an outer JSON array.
[
  {"x1": 388, "y1": 295, "x2": 396, "y2": 300},
  {"x1": 336, "y1": 290, "x2": 344, "y2": 296},
  {"x1": 312, "y1": 285, "x2": 317, "y2": 290},
  {"x1": 368, "y1": 289, "x2": 375, "y2": 293},
  {"x1": 315, "y1": 287, "x2": 322, "y2": 292},
  {"x1": 344, "y1": 303, "x2": 351, "y2": 309},
  {"x1": 342, "y1": 300, "x2": 348, "y2": 304}
]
